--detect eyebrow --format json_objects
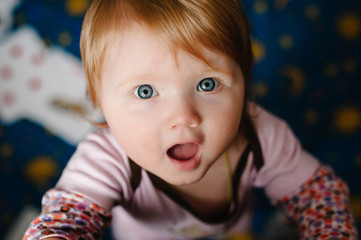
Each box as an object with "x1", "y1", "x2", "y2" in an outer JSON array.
[
  {"x1": 115, "y1": 52, "x2": 237, "y2": 88},
  {"x1": 116, "y1": 66, "x2": 236, "y2": 89},
  {"x1": 116, "y1": 73, "x2": 159, "y2": 88},
  {"x1": 204, "y1": 60, "x2": 237, "y2": 80}
]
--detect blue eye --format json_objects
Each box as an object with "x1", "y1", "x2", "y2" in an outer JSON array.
[
  {"x1": 134, "y1": 85, "x2": 157, "y2": 99},
  {"x1": 197, "y1": 78, "x2": 219, "y2": 92}
]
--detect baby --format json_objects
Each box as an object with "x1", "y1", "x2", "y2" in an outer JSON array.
[{"x1": 24, "y1": 0, "x2": 358, "y2": 239}]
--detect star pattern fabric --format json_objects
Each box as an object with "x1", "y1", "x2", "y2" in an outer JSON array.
[{"x1": 0, "y1": 0, "x2": 360, "y2": 238}]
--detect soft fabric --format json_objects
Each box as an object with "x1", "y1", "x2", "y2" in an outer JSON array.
[
  {"x1": 278, "y1": 165, "x2": 358, "y2": 239},
  {"x1": 24, "y1": 105, "x2": 358, "y2": 239}
]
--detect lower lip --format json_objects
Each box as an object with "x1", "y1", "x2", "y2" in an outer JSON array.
[{"x1": 168, "y1": 153, "x2": 200, "y2": 171}]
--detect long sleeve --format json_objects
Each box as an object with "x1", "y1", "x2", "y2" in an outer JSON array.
[
  {"x1": 277, "y1": 165, "x2": 358, "y2": 240},
  {"x1": 248, "y1": 105, "x2": 358, "y2": 239},
  {"x1": 23, "y1": 129, "x2": 133, "y2": 239},
  {"x1": 23, "y1": 189, "x2": 112, "y2": 240},
  {"x1": 249, "y1": 104, "x2": 320, "y2": 202}
]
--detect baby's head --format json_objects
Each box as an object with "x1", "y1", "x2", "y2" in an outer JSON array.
[
  {"x1": 80, "y1": 0, "x2": 255, "y2": 184},
  {"x1": 80, "y1": 0, "x2": 253, "y2": 110}
]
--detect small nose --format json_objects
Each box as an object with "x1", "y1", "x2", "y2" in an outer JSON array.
[{"x1": 167, "y1": 97, "x2": 201, "y2": 130}]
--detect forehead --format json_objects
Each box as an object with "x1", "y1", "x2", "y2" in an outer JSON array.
[{"x1": 102, "y1": 22, "x2": 233, "y2": 77}]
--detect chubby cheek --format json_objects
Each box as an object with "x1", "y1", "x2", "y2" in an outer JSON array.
[
  {"x1": 110, "y1": 117, "x2": 156, "y2": 155},
  {"x1": 210, "y1": 115, "x2": 240, "y2": 147},
  {"x1": 106, "y1": 114, "x2": 163, "y2": 172},
  {"x1": 205, "y1": 101, "x2": 243, "y2": 153}
]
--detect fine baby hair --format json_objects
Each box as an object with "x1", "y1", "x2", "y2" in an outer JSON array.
[
  {"x1": 80, "y1": 0, "x2": 253, "y2": 110},
  {"x1": 24, "y1": 0, "x2": 358, "y2": 239}
]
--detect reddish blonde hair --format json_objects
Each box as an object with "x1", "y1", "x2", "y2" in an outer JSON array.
[{"x1": 80, "y1": 0, "x2": 253, "y2": 108}]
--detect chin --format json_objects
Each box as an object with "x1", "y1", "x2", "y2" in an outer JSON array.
[{"x1": 165, "y1": 170, "x2": 205, "y2": 186}]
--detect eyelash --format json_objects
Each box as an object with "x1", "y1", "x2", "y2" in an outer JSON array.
[
  {"x1": 134, "y1": 84, "x2": 158, "y2": 99},
  {"x1": 133, "y1": 78, "x2": 220, "y2": 99},
  {"x1": 197, "y1": 78, "x2": 219, "y2": 92}
]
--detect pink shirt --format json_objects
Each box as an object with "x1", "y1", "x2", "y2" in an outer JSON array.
[{"x1": 55, "y1": 104, "x2": 319, "y2": 239}]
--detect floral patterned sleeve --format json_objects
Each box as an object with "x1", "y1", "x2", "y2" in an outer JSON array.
[
  {"x1": 23, "y1": 189, "x2": 112, "y2": 240},
  {"x1": 277, "y1": 165, "x2": 358, "y2": 240}
]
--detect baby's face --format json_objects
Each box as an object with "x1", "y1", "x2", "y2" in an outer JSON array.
[{"x1": 100, "y1": 23, "x2": 245, "y2": 185}]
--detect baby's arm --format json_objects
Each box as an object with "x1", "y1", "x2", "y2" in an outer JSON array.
[
  {"x1": 23, "y1": 189, "x2": 112, "y2": 240},
  {"x1": 23, "y1": 129, "x2": 133, "y2": 239},
  {"x1": 250, "y1": 105, "x2": 358, "y2": 239},
  {"x1": 277, "y1": 165, "x2": 358, "y2": 239}
]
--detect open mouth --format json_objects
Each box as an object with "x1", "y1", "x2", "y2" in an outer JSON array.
[
  {"x1": 167, "y1": 143, "x2": 199, "y2": 161},
  {"x1": 167, "y1": 143, "x2": 200, "y2": 171}
]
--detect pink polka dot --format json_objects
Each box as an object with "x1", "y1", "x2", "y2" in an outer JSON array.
[
  {"x1": 9, "y1": 44, "x2": 23, "y2": 58},
  {"x1": 31, "y1": 52, "x2": 45, "y2": 66},
  {"x1": 1, "y1": 66, "x2": 13, "y2": 79},
  {"x1": 28, "y1": 77, "x2": 42, "y2": 91},
  {"x1": 2, "y1": 92, "x2": 15, "y2": 106}
]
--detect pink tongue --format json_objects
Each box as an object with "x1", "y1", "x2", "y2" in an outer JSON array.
[{"x1": 168, "y1": 143, "x2": 198, "y2": 160}]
